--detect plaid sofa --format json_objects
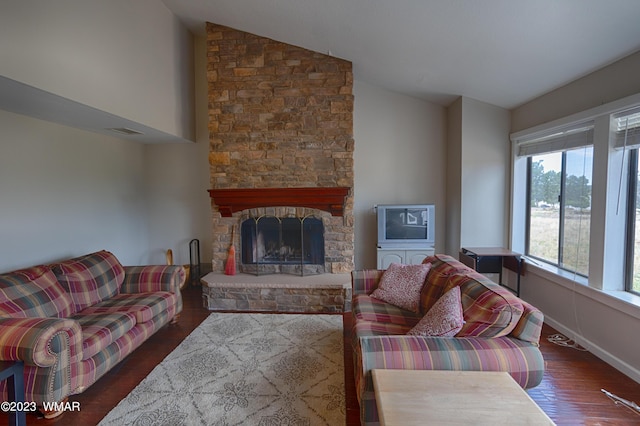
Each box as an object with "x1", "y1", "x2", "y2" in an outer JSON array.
[
  {"x1": 0, "y1": 250, "x2": 184, "y2": 411},
  {"x1": 351, "y1": 254, "x2": 545, "y2": 425}
]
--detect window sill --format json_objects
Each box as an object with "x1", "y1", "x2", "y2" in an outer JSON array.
[
  {"x1": 523, "y1": 257, "x2": 589, "y2": 286},
  {"x1": 523, "y1": 257, "x2": 640, "y2": 320}
]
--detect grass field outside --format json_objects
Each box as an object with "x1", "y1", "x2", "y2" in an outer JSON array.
[
  {"x1": 529, "y1": 207, "x2": 640, "y2": 294},
  {"x1": 529, "y1": 207, "x2": 590, "y2": 277}
]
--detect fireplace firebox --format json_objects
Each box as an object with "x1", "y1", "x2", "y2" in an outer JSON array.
[
  {"x1": 240, "y1": 215, "x2": 325, "y2": 276},
  {"x1": 208, "y1": 187, "x2": 353, "y2": 274}
]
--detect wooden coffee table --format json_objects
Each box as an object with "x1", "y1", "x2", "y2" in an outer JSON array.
[{"x1": 372, "y1": 369, "x2": 554, "y2": 425}]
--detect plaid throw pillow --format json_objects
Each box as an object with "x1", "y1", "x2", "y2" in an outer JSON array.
[
  {"x1": 420, "y1": 254, "x2": 475, "y2": 314},
  {"x1": 0, "y1": 265, "x2": 75, "y2": 318},
  {"x1": 53, "y1": 250, "x2": 124, "y2": 312}
]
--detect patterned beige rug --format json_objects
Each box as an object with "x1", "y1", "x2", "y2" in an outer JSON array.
[{"x1": 99, "y1": 313, "x2": 345, "y2": 426}]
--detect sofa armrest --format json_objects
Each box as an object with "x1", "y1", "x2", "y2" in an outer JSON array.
[
  {"x1": 510, "y1": 300, "x2": 544, "y2": 345},
  {"x1": 351, "y1": 270, "x2": 385, "y2": 295},
  {"x1": 121, "y1": 265, "x2": 185, "y2": 294},
  {"x1": 0, "y1": 317, "x2": 82, "y2": 366},
  {"x1": 355, "y1": 334, "x2": 544, "y2": 394}
]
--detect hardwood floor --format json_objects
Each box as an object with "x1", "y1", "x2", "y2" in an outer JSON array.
[
  {"x1": 527, "y1": 329, "x2": 640, "y2": 425},
  {"x1": 4, "y1": 284, "x2": 640, "y2": 425}
]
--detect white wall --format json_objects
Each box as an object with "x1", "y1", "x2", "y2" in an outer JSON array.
[
  {"x1": 143, "y1": 142, "x2": 211, "y2": 266},
  {"x1": 0, "y1": 110, "x2": 148, "y2": 271},
  {"x1": 460, "y1": 97, "x2": 510, "y2": 248},
  {"x1": 0, "y1": 106, "x2": 213, "y2": 272},
  {"x1": 0, "y1": 0, "x2": 194, "y2": 140},
  {"x1": 445, "y1": 97, "x2": 510, "y2": 255},
  {"x1": 445, "y1": 99, "x2": 462, "y2": 255},
  {"x1": 353, "y1": 80, "x2": 447, "y2": 268},
  {"x1": 143, "y1": 36, "x2": 212, "y2": 267}
]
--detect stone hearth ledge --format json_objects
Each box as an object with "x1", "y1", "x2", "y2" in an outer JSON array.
[{"x1": 200, "y1": 272, "x2": 352, "y2": 313}]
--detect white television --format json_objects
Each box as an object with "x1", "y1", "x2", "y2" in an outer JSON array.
[{"x1": 376, "y1": 204, "x2": 435, "y2": 248}]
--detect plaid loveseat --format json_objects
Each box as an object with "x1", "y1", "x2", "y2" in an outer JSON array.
[
  {"x1": 0, "y1": 250, "x2": 184, "y2": 414},
  {"x1": 351, "y1": 254, "x2": 545, "y2": 425}
]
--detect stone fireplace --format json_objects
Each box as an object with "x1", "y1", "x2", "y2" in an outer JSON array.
[{"x1": 206, "y1": 22, "x2": 354, "y2": 276}]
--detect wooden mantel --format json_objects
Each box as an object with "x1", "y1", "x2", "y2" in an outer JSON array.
[{"x1": 208, "y1": 187, "x2": 351, "y2": 217}]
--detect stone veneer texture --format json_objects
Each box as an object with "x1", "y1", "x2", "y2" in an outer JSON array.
[
  {"x1": 202, "y1": 285, "x2": 352, "y2": 313},
  {"x1": 206, "y1": 22, "x2": 355, "y2": 273}
]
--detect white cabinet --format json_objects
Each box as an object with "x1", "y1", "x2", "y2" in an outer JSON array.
[
  {"x1": 406, "y1": 249, "x2": 434, "y2": 265},
  {"x1": 376, "y1": 248, "x2": 435, "y2": 269},
  {"x1": 377, "y1": 250, "x2": 404, "y2": 269}
]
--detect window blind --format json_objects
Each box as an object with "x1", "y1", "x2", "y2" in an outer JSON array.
[
  {"x1": 613, "y1": 106, "x2": 640, "y2": 150},
  {"x1": 516, "y1": 123, "x2": 594, "y2": 157}
]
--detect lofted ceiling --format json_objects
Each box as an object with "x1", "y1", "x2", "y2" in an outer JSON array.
[{"x1": 163, "y1": 0, "x2": 640, "y2": 110}]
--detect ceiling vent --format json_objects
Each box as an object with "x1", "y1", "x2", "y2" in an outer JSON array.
[{"x1": 107, "y1": 127, "x2": 144, "y2": 136}]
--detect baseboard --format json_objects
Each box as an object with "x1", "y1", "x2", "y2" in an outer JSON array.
[{"x1": 544, "y1": 317, "x2": 640, "y2": 385}]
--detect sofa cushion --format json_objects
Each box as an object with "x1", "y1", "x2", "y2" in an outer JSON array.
[
  {"x1": 78, "y1": 292, "x2": 177, "y2": 324},
  {"x1": 370, "y1": 263, "x2": 431, "y2": 312},
  {"x1": 352, "y1": 320, "x2": 413, "y2": 345},
  {"x1": 121, "y1": 265, "x2": 185, "y2": 293},
  {"x1": 356, "y1": 334, "x2": 545, "y2": 389},
  {"x1": 408, "y1": 286, "x2": 464, "y2": 337},
  {"x1": 73, "y1": 312, "x2": 136, "y2": 360},
  {"x1": 351, "y1": 319, "x2": 414, "y2": 358},
  {"x1": 53, "y1": 250, "x2": 124, "y2": 312},
  {"x1": 420, "y1": 254, "x2": 475, "y2": 314},
  {"x1": 353, "y1": 294, "x2": 422, "y2": 327},
  {"x1": 0, "y1": 265, "x2": 75, "y2": 318},
  {"x1": 351, "y1": 269, "x2": 386, "y2": 295},
  {"x1": 456, "y1": 272, "x2": 524, "y2": 338}
]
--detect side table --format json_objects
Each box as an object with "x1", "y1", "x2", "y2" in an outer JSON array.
[
  {"x1": 0, "y1": 361, "x2": 27, "y2": 426},
  {"x1": 459, "y1": 247, "x2": 524, "y2": 296}
]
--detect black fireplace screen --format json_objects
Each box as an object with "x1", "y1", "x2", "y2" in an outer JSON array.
[{"x1": 240, "y1": 216, "x2": 325, "y2": 273}]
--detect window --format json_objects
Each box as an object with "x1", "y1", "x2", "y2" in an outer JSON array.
[
  {"x1": 520, "y1": 125, "x2": 594, "y2": 276},
  {"x1": 527, "y1": 147, "x2": 593, "y2": 276},
  {"x1": 513, "y1": 100, "x2": 640, "y2": 298},
  {"x1": 618, "y1": 108, "x2": 640, "y2": 295}
]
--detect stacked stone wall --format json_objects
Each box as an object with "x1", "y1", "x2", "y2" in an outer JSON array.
[{"x1": 207, "y1": 22, "x2": 354, "y2": 273}]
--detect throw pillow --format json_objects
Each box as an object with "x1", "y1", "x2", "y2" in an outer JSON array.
[
  {"x1": 0, "y1": 265, "x2": 76, "y2": 318},
  {"x1": 419, "y1": 254, "x2": 475, "y2": 314},
  {"x1": 407, "y1": 286, "x2": 464, "y2": 337},
  {"x1": 53, "y1": 250, "x2": 124, "y2": 312},
  {"x1": 370, "y1": 263, "x2": 431, "y2": 312},
  {"x1": 455, "y1": 273, "x2": 524, "y2": 338}
]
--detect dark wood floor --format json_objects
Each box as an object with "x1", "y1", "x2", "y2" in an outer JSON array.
[{"x1": 4, "y1": 284, "x2": 640, "y2": 425}]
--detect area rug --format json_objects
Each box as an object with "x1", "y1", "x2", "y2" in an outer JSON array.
[{"x1": 99, "y1": 313, "x2": 345, "y2": 426}]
